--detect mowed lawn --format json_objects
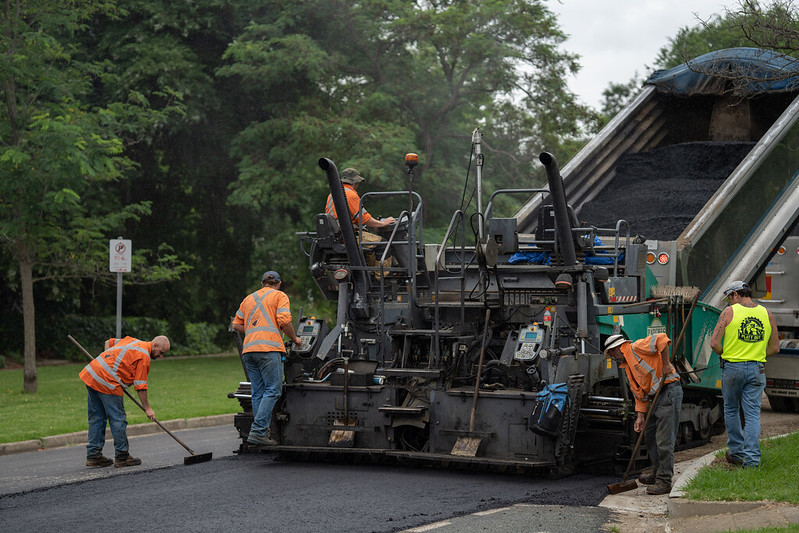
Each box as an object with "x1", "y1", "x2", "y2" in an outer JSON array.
[{"x1": 0, "y1": 354, "x2": 246, "y2": 444}]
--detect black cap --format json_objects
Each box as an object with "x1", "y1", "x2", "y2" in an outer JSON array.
[{"x1": 262, "y1": 270, "x2": 281, "y2": 283}]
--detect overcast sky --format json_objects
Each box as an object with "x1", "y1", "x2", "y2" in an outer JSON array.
[{"x1": 548, "y1": 0, "x2": 749, "y2": 109}]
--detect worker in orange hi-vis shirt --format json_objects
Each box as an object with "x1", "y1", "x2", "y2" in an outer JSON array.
[
  {"x1": 79, "y1": 335, "x2": 170, "y2": 468},
  {"x1": 325, "y1": 167, "x2": 396, "y2": 242}
]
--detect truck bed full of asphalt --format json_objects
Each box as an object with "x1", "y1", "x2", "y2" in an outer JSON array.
[{"x1": 577, "y1": 141, "x2": 756, "y2": 241}]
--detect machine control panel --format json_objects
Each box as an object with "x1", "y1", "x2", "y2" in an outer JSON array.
[
  {"x1": 514, "y1": 323, "x2": 544, "y2": 361},
  {"x1": 294, "y1": 318, "x2": 322, "y2": 355}
]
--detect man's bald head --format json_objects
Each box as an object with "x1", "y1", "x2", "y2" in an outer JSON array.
[{"x1": 151, "y1": 335, "x2": 171, "y2": 359}]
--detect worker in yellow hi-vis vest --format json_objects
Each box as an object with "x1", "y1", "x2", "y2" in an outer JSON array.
[{"x1": 711, "y1": 280, "x2": 779, "y2": 468}]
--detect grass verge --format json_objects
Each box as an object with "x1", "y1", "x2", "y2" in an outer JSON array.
[
  {"x1": 0, "y1": 354, "x2": 245, "y2": 444},
  {"x1": 683, "y1": 432, "x2": 799, "y2": 504}
]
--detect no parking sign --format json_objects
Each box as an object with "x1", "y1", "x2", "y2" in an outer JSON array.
[{"x1": 109, "y1": 238, "x2": 132, "y2": 273}]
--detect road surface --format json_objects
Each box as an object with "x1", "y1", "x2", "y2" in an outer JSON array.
[{"x1": 1, "y1": 425, "x2": 616, "y2": 532}]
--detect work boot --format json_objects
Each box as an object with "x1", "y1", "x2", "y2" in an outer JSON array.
[
  {"x1": 247, "y1": 431, "x2": 277, "y2": 447},
  {"x1": 86, "y1": 455, "x2": 113, "y2": 468},
  {"x1": 637, "y1": 468, "x2": 656, "y2": 485},
  {"x1": 725, "y1": 450, "x2": 744, "y2": 466},
  {"x1": 114, "y1": 453, "x2": 142, "y2": 468},
  {"x1": 646, "y1": 479, "x2": 671, "y2": 495}
]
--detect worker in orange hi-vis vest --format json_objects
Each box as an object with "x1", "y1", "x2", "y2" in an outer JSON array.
[
  {"x1": 604, "y1": 332, "x2": 682, "y2": 496},
  {"x1": 79, "y1": 335, "x2": 170, "y2": 468},
  {"x1": 232, "y1": 270, "x2": 302, "y2": 447}
]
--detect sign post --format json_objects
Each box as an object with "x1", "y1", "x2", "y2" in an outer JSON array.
[{"x1": 109, "y1": 237, "x2": 132, "y2": 338}]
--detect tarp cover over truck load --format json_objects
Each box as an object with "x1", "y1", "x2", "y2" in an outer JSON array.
[{"x1": 647, "y1": 47, "x2": 799, "y2": 95}]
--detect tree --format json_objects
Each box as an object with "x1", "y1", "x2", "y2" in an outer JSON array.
[
  {"x1": 657, "y1": 0, "x2": 799, "y2": 69},
  {"x1": 218, "y1": 0, "x2": 593, "y2": 271},
  {"x1": 0, "y1": 0, "x2": 185, "y2": 392},
  {"x1": 78, "y1": 0, "x2": 273, "y2": 332}
]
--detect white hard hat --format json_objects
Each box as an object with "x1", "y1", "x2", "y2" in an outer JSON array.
[{"x1": 604, "y1": 334, "x2": 628, "y2": 356}]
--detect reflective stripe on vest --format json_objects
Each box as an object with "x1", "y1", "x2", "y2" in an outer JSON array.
[
  {"x1": 243, "y1": 289, "x2": 285, "y2": 352},
  {"x1": 326, "y1": 194, "x2": 356, "y2": 224},
  {"x1": 81, "y1": 339, "x2": 150, "y2": 393},
  {"x1": 83, "y1": 363, "x2": 117, "y2": 391},
  {"x1": 629, "y1": 346, "x2": 659, "y2": 400},
  {"x1": 629, "y1": 344, "x2": 679, "y2": 400},
  {"x1": 96, "y1": 343, "x2": 149, "y2": 388},
  {"x1": 325, "y1": 196, "x2": 336, "y2": 217}
]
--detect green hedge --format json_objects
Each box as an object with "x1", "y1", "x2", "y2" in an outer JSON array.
[{"x1": 47, "y1": 315, "x2": 234, "y2": 360}]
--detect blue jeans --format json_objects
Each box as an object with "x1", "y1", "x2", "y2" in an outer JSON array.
[
  {"x1": 645, "y1": 381, "x2": 683, "y2": 484},
  {"x1": 244, "y1": 351, "x2": 284, "y2": 438},
  {"x1": 722, "y1": 360, "x2": 766, "y2": 466},
  {"x1": 86, "y1": 385, "x2": 129, "y2": 459}
]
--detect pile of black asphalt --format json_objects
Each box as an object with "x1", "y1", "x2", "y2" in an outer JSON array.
[{"x1": 577, "y1": 141, "x2": 756, "y2": 241}]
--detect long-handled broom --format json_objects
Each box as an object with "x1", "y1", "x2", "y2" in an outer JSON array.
[
  {"x1": 329, "y1": 356, "x2": 356, "y2": 447},
  {"x1": 68, "y1": 335, "x2": 213, "y2": 465},
  {"x1": 607, "y1": 381, "x2": 664, "y2": 494},
  {"x1": 451, "y1": 308, "x2": 492, "y2": 456}
]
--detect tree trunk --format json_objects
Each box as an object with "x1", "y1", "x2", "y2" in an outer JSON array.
[{"x1": 19, "y1": 255, "x2": 37, "y2": 393}]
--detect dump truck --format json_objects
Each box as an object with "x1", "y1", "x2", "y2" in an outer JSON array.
[
  {"x1": 761, "y1": 231, "x2": 799, "y2": 412},
  {"x1": 514, "y1": 47, "x2": 799, "y2": 414}
]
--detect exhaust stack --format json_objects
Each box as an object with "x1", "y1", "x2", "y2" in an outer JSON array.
[{"x1": 539, "y1": 152, "x2": 578, "y2": 267}]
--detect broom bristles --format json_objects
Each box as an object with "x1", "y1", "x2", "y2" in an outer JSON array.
[{"x1": 650, "y1": 285, "x2": 700, "y2": 300}]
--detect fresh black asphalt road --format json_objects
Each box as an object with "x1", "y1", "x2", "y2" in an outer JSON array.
[{"x1": 0, "y1": 425, "x2": 618, "y2": 532}]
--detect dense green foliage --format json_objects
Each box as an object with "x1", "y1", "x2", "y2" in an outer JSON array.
[
  {"x1": 5, "y1": 0, "x2": 799, "y2": 392},
  {"x1": 0, "y1": 355, "x2": 242, "y2": 443},
  {"x1": 1, "y1": 0, "x2": 597, "y2": 384},
  {"x1": 0, "y1": 0, "x2": 190, "y2": 391}
]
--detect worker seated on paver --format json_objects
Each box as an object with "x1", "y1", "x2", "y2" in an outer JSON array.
[{"x1": 324, "y1": 167, "x2": 396, "y2": 270}]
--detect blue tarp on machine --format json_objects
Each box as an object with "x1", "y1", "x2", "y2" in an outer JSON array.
[{"x1": 646, "y1": 47, "x2": 799, "y2": 95}]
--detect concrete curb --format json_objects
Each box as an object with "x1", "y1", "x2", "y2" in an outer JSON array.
[
  {"x1": 669, "y1": 449, "x2": 717, "y2": 499},
  {"x1": 601, "y1": 443, "x2": 776, "y2": 521},
  {"x1": 0, "y1": 440, "x2": 43, "y2": 456},
  {"x1": 0, "y1": 413, "x2": 235, "y2": 457},
  {"x1": 669, "y1": 499, "x2": 768, "y2": 519}
]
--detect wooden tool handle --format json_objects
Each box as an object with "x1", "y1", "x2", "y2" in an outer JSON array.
[
  {"x1": 67, "y1": 334, "x2": 198, "y2": 456},
  {"x1": 468, "y1": 308, "x2": 492, "y2": 432}
]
